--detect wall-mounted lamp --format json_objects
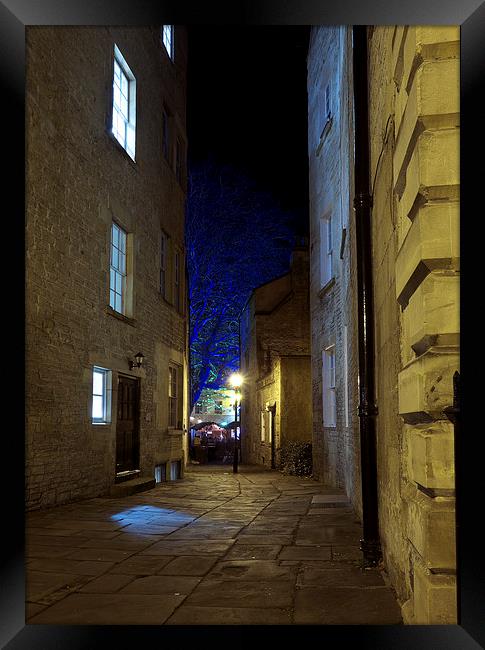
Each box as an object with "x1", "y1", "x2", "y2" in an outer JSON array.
[{"x1": 129, "y1": 352, "x2": 145, "y2": 370}]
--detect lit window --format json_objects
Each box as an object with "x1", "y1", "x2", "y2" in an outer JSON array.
[
  {"x1": 162, "y1": 25, "x2": 174, "y2": 60},
  {"x1": 160, "y1": 231, "x2": 167, "y2": 298},
  {"x1": 169, "y1": 364, "x2": 183, "y2": 428},
  {"x1": 260, "y1": 410, "x2": 267, "y2": 443},
  {"x1": 110, "y1": 222, "x2": 127, "y2": 314},
  {"x1": 92, "y1": 367, "x2": 112, "y2": 424},
  {"x1": 320, "y1": 214, "x2": 333, "y2": 287},
  {"x1": 112, "y1": 45, "x2": 136, "y2": 160},
  {"x1": 322, "y1": 346, "x2": 336, "y2": 427}
]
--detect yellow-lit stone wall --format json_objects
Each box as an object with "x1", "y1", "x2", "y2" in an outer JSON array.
[
  {"x1": 240, "y1": 249, "x2": 311, "y2": 468},
  {"x1": 369, "y1": 25, "x2": 459, "y2": 624}
]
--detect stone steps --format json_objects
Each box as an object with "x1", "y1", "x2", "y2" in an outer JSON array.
[{"x1": 109, "y1": 476, "x2": 156, "y2": 498}]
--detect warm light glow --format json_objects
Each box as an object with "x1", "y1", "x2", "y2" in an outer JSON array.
[{"x1": 229, "y1": 372, "x2": 244, "y2": 389}]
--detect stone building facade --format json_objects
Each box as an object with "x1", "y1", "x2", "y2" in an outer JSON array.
[
  {"x1": 307, "y1": 26, "x2": 459, "y2": 624},
  {"x1": 240, "y1": 245, "x2": 312, "y2": 469},
  {"x1": 26, "y1": 26, "x2": 190, "y2": 510}
]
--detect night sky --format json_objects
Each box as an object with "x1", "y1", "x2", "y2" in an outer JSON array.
[{"x1": 186, "y1": 25, "x2": 311, "y2": 237}]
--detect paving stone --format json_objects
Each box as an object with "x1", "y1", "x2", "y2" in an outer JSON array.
[
  {"x1": 120, "y1": 575, "x2": 201, "y2": 595},
  {"x1": 208, "y1": 560, "x2": 298, "y2": 581},
  {"x1": 296, "y1": 525, "x2": 362, "y2": 546},
  {"x1": 297, "y1": 565, "x2": 386, "y2": 587},
  {"x1": 235, "y1": 534, "x2": 294, "y2": 545},
  {"x1": 117, "y1": 524, "x2": 182, "y2": 535},
  {"x1": 311, "y1": 495, "x2": 350, "y2": 504},
  {"x1": 279, "y1": 546, "x2": 332, "y2": 561},
  {"x1": 64, "y1": 548, "x2": 137, "y2": 562},
  {"x1": 26, "y1": 602, "x2": 48, "y2": 620},
  {"x1": 158, "y1": 556, "x2": 219, "y2": 576},
  {"x1": 27, "y1": 558, "x2": 116, "y2": 575},
  {"x1": 224, "y1": 543, "x2": 282, "y2": 560},
  {"x1": 140, "y1": 539, "x2": 235, "y2": 556},
  {"x1": 166, "y1": 605, "x2": 293, "y2": 625},
  {"x1": 331, "y1": 545, "x2": 362, "y2": 561},
  {"x1": 25, "y1": 546, "x2": 77, "y2": 559},
  {"x1": 78, "y1": 573, "x2": 135, "y2": 593},
  {"x1": 185, "y1": 579, "x2": 294, "y2": 608},
  {"x1": 27, "y1": 593, "x2": 185, "y2": 625},
  {"x1": 26, "y1": 534, "x2": 89, "y2": 548},
  {"x1": 109, "y1": 555, "x2": 175, "y2": 575},
  {"x1": 293, "y1": 586, "x2": 402, "y2": 624},
  {"x1": 26, "y1": 571, "x2": 89, "y2": 603}
]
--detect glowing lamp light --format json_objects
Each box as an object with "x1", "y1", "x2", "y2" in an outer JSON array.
[{"x1": 229, "y1": 372, "x2": 244, "y2": 389}]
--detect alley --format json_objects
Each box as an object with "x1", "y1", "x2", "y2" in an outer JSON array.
[{"x1": 26, "y1": 465, "x2": 401, "y2": 625}]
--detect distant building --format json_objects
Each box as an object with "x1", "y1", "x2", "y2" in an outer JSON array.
[
  {"x1": 307, "y1": 26, "x2": 459, "y2": 624},
  {"x1": 190, "y1": 387, "x2": 237, "y2": 428},
  {"x1": 240, "y1": 243, "x2": 312, "y2": 469},
  {"x1": 25, "y1": 26, "x2": 189, "y2": 509}
]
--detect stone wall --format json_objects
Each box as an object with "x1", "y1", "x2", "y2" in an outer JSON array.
[
  {"x1": 26, "y1": 26, "x2": 189, "y2": 509},
  {"x1": 307, "y1": 24, "x2": 459, "y2": 624},
  {"x1": 240, "y1": 248, "x2": 311, "y2": 468},
  {"x1": 368, "y1": 25, "x2": 459, "y2": 624},
  {"x1": 307, "y1": 26, "x2": 361, "y2": 507}
]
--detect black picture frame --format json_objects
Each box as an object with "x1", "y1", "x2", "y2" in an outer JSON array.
[{"x1": 1, "y1": 0, "x2": 483, "y2": 648}]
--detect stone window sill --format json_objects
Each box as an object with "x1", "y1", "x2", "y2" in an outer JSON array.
[
  {"x1": 316, "y1": 115, "x2": 333, "y2": 157},
  {"x1": 317, "y1": 276, "x2": 336, "y2": 298},
  {"x1": 106, "y1": 306, "x2": 136, "y2": 327}
]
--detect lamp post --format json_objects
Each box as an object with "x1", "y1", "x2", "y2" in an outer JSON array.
[{"x1": 229, "y1": 373, "x2": 243, "y2": 473}]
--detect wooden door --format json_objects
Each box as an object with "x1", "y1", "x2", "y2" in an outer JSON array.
[{"x1": 116, "y1": 375, "x2": 140, "y2": 474}]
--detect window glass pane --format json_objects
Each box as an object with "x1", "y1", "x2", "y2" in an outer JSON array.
[
  {"x1": 119, "y1": 230, "x2": 126, "y2": 253},
  {"x1": 110, "y1": 289, "x2": 116, "y2": 310},
  {"x1": 93, "y1": 371, "x2": 104, "y2": 396},
  {"x1": 119, "y1": 251, "x2": 126, "y2": 274},
  {"x1": 120, "y1": 95, "x2": 128, "y2": 120},
  {"x1": 115, "y1": 272, "x2": 122, "y2": 295},
  {"x1": 121, "y1": 71, "x2": 128, "y2": 96},
  {"x1": 111, "y1": 246, "x2": 118, "y2": 269},
  {"x1": 92, "y1": 395, "x2": 104, "y2": 419},
  {"x1": 115, "y1": 293, "x2": 122, "y2": 313}
]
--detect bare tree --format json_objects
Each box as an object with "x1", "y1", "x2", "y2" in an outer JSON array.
[{"x1": 186, "y1": 159, "x2": 295, "y2": 406}]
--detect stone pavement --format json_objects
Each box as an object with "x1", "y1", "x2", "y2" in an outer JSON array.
[{"x1": 25, "y1": 464, "x2": 402, "y2": 625}]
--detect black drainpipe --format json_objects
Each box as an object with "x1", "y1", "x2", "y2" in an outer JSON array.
[{"x1": 352, "y1": 25, "x2": 382, "y2": 568}]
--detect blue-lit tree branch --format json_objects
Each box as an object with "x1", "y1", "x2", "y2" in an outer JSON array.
[{"x1": 186, "y1": 159, "x2": 295, "y2": 406}]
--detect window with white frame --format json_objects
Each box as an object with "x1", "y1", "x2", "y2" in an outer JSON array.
[
  {"x1": 162, "y1": 25, "x2": 174, "y2": 60},
  {"x1": 160, "y1": 231, "x2": 168, "y2": 298},
  {"x1": 110, "y1": 222, "x2": 128, "y2": 314},
  {"x1": 112, "y1": 45, "x2": 136, "y2": 160},
  {"x1": 169, "y1": 363, "x2": 183, "y2": 429},
  {"x1": 320, "y1": 214, "x2": 333, "y2": 287},
  {"x1": 92, "y1": 366, "x2": 112, "y2": 424},
  {"x1": 322, "y1": 345, "x2": 336, "y2": 427},
  {"x1": 260, "y1": 410, "x2": 267, "y2": 443}
]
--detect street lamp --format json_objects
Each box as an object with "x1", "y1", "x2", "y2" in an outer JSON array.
[{"x1": 229, "y1": 373, "x2": 243, "y2": 473}]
